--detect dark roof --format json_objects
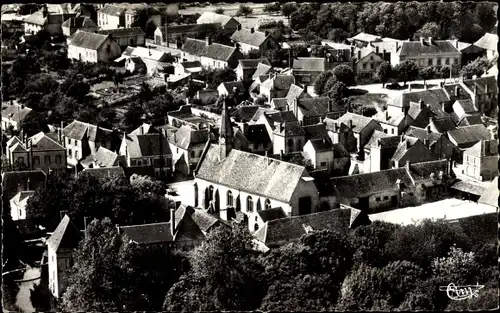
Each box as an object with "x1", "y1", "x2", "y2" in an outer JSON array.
[
  {"x1": 47, "y1": 215, "x2": 83, "y2": 252},
  {"x1": 261, "y1": 74, "x2": 295, "y2": 91},
  {"x1": 122, "y1": 46, "x2": 135, "y2": 56},
  {"x1": 399, "y1": 40, "x2": 460, "y2": 56},
  {"x1": 286, "y1": 84, "x2": 310, "y2": 103},
  {"x1": 447, "y1": 125, "x2": 491, "y2": 148},
  {"x1": 231, "y1": 29, "x2": 269, "y2": 47},
  {"x1": 125, "y1": 133, "x2": 172, "y2": 158},
  {"x1": 336, "y1": 112, "x2": 376, "y2": 134},
  {"x1": 451, "y1": 180, "x2": 486, "y2": 196},
  {"x1": 2, "y1": 170, "x2": 46, "y2": 200},
  {"x1": 389, "y1": 89, "x2": 450, "y2": 110},
  {"x1": 196, "y1": 12, "x2": 239, "y2": 27},
  {"x1": 245, "y1": 124, "x2": 271, "y2": 146},
  {"x1": 292, "y1": 57, "x2": 325, "y2": 72},
  {"x1": 391, "y1": 137, "x2": 435, "y2": 163},
  {"x1": 232, "y1": 105, "x2": 261, "y2": 122},
  {"x1": 180, "y1": 60, "x2": 202, "y2": 68},
  {"x1": 254, "y1": 208, "x2": 366, "y2": 246},
  {"x1": 303, "y1": 123, "x2": 329, "y2": 141},
  {"x1": 99, "y1": 4, "x2": 126, "y2": 16},
  {"x1": 405, "y1": 126, "x2": 443, "y2": 146},
  {"x1": 62, "y1": 16, "x2": 98, "y2": 29},
  {"x1": 454, "y1": 99, "x2": 477, "y2": 114},
  {"x1": 430, "y1": 117, "x2": 457, "y2": 133},
  {"x1": 63, "y1": 120, "x2": 112, "y2": 142},
  {"x1": 28, "y1": 132, "x2": 65, "y2": 151},
  {"x1": 69, "y1": 30, "x2": 110, "y2": 50},
  {"x1": 252, "y1": 62, "x2": 273, "y2": 80},
  {"x1": 120, "y1": 222, "x2": 173, "y2": 245},
  {"x1": 458, "y1": 115, "x2": 484, "y2": 127},
  {"x1": 98, "y1": 27, "x2": 145, "y2": 37},
  {"x1": 196, "y1": 144, "x2": 309, "y2": 203},
  {"x1": 220, "y1": 81, "x2": 245, "y2": 95},
  {"x1": 238, "y1": 58, "x2": 271, "y2": 70},
  {"x1": 443, "y1": 84, "x2": 470, "y2": 100},
  {"x1": 170, "y1": 125, "x2": 209, "y2": 150},
  {"x1": 365, "y1": 130, "x2": 400, "y2": 149},
  {"x1": 308, "y1": 138, "x2": 334, "y2": 152},
  {"x1": 24, "y1": 12, "x2": 47, "y2": 26},
  {"x1": 273, "y1": 121, "x2": 306, "y2": 137},
  {"x1": 160, "y1": 23, "x2": 219, "y2": 36},
  {"x1": 332, "y1": 143, "x2": 351, "y2": 158},
  {"x1": 296, "y1": 97, "x2": 340, "y2": 117},
  {"x1": 408, "y1": 160, "x2": 450, "y2": 182},
  {"x1": 462, "y1": 76, "x2": 498, "y2": 95},
  {"x1": 257, "y1": 207, "x2": 287, "y2": 223},
  {"x1": 1, "y1": 103, "x2": 35, "y2": 122},
  {"x1": 182, "y1": 38, "x2": 237, "y2": 62}
]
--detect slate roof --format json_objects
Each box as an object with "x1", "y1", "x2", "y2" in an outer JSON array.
[
  {"x1": 352, "y1": 32, "x2": 381, "y2": 43},
  {"x1": 125, "y1": 133, "x2": 172, "y2": 158},
  {"x1": 245, "y1": 124, "x2": 271, "y2": 146},
  {"x1": 473, "y1": 33, "x2": 498, "y2": 51},
  {"x1": 99, "y1": 4, "x2": 127, "y2": 16},
  {"x1": 63, "y1": 120, "x2": 112, "y2": 142},
  {"x1": 180, "y1": 60, "x2": 202, "y2": 69},
  {"x1": 182, "y1": 38, "x2": 237, "y2": 62},
  {"x1": 231, "y1": 105, "x2": 261, "y2": 122},
  {"x1": 47, "y1": 215, "x2": 82, "y2": 252},
  {"x1": 309, "y1": 138, "x2": 334, "y2": 152},
  {"x1": 365, "y1": 130, "x2": 400, "y2": 148},
  {"x1": 231, "y1": 29, "x2": 269, "y2": 47},
  {"x1": 405, "y1": 126, "x2": 443, "y2": 146},
  {"x1": 443, "y1": 84, "x2": 470, "y2": 100},
  {"x1": 220, "y1": 81, "x2": 245, "y2": 95},
  {"x1": 458, "y1": 115, "x2": 484, "y2": 127},
  {"x1": 273, "y1": 121, "x2": 306, "y2": 137},
  {"x1": 408, "y1": 159, "x2": 450, "y2": 182},
  {"x1": 261, "y1": 74, "x2": 295, "y2": 91},
  {"x1": 62, "y1": 16, "x2": 98, "y2": 29},
  {"x1": 465, "y1": 139, "x2": 498, "y2": 158},
  {"x1": 253, "y1": 109, "x2": 297, "y2": 126},
  {"x1": 303, "y1": 124, "x2": 329, "y2": 141},
  {"x1": 462, "y1": 76, "x2": 498, "y2": 95},
  {"x1": 1, "y1": 104, "x2": 34, "y2": 122},
  {"x1": 130, "y1": 46, "x2": 172, "y2": 62},
  {"x1": 399, "y1": 40, "x2": 460, "y2": 56},
  {"x1": 196, "y1": 144, "x2": 309, "y2": 203},
  {"x1": 27, "y1": 132, "x2": 64, "y2": 151},
  {"x1": 252, "y1": 62, "x2": 273, "y2": 80},
  {"x1": 447, "y1": 125, "x2": 491, "y2": 148},
  {"x1": 159, "y1": 23, "x2": 219, "y2": 36},
  {"x1": 336, "y1": 112, "x2": 374, "y2": 134},
  {"x1": 83, "y1": 146, "x2": 124, "y2": 168},
  {"x1": 69, "y1": 30, "x2": 110, "y2": 50},
  {"x1": 295, "y1": 97, "x2": 337, "y2": 117},
  {"x1": 454, "y1": 99, "x2": 478, "y2": 114},
  {"x1": 10, "y1": 190, "x2": 35, "y2": 205},
  {"x1": 197, "y1": 12, "x2": 239, "y2": 27},
  {"x1": 478, "y1": 177, "x2": 499, "y2": 208},
  {"x1": 254, "y1": 207, "x2": 365, "y2": 246},
  {"x1": 129, "y1": 123, "x2": 157, "y2": 136},
  {"x1": 332, "y1": 143, "x2": 351, "y2": 158},
  {"x1": 257, "y1": 207, "x2": 287, "y2": 223},
  {"x1": 373, "y1": 110, "x2": 406, "y2": 126},
  {"x1": 238, "y1": 58, "x2": 271, "y2": 70},
  {"x1": 120, "y1": 222, "x2": 174, "y2": 245},
  {"x1": 331, "y1": 168, "x2": 413, "y2": 198},
  {"x1": 286, "y1": 84, "x2": 310, "y2": 104},
  {"x1": 292, "y1": 57, "x2": 325, "y2": 72},
  {"x1": 270, "y1": 98, "x2": 288, "y2": 110},
  {"x1": 24, "y1": 12, "x2": 47, "y2": 26},
  {"x1": 389, "y1": 89, "x2": 451, "y2": 111},
  {"x1": 430, "y1": 117, "x2": 457, "y2": 133},
  {"x1": 98, "y1": 27, "x2": 145, "y2": 37},
  {"x1": 451, "y1": 180, "x2": 486, "y2": 196},
  {"x1": 169, "y1": 125, "x2": 209, "y2": 150},
  {"x1": 2, "y1": 170, "x2": 46, "y2": 200}
]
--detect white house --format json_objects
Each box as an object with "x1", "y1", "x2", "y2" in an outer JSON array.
[{"x1": 67, "y1": 30, "x2": 121, "y2": 63}]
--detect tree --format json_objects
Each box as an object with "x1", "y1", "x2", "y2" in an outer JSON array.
[
  {"x1": 18, "y1": 4, "x2": 42, "y2": 15},
  {"x1": 431, "y1": 246, "x2": 479, "y2": 285},
  {"x1": 460, "y1": 56, "x2": 491, "y2": 79},
  {"x1": 131, "y1": 8, "x2": 149, "y2": 31},
  {"x1": 214, "y1": 7, "x2": 224, "y2": 14},
  {"x1": 281, "y1": 3, "x2": 298, "y2": 21},
  {"x1": 20, "y1": 113, "x2": 49, "y2": 137},
  {"x1": 394, "y1": 60, "x2": 419, "y2": 86},
  {"x1": 263, "y1": 2, "x2": 281, "y2": 15},
  {"x1": 326, "y1": 80, "x2": 348, "y2": 109},
  {"x1": 376, "y1": 62, "x2": 393, "y2": 88},
  {"x1": 196, "y1": 23, "x2": 231, "y2": 45},
  {"x1": 199, "y1": 67, "x2": 237, "y2": 89},
  {"x1": 419, "y1": 66, "x2": 436, "y2": 85},
  {"x1": 245, "y1": 49, "x2": 262, "y2": 59},
  {"x1": 413, "y1": 22, "x2": 441, "y2": 40},
  {"x1": 113, "y1": 72, "x2": 124, "y2": 90},
  {"x1": 236, "y1": 5, "x2": 253, "y2": 18},
  {"x1": 314, "y1": 70, "x2": 334, "y2": 96},
  {"x1": 333, "y1": 64, "x2": 356, "y2": 86},
  {"x1": 164, "y1": 225, "x2": 266, "y2": 311}
]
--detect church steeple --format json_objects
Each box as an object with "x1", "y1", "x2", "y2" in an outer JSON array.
[{"x1": 219, "y1": 95, "x2": 233, "y2": 160}]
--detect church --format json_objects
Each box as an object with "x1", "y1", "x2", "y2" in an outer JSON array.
[{"x1": 193, "y1": 96, "x2": 320, "y2": 226}]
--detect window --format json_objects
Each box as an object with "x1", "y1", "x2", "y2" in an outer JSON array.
[
  {"x1": 55, "y1": 155, "x2": 62, "y2": 165},
  {"x1": 190, "y1": 150, "x2": 195, "y2": 158},
  {"x1": 376, "y1": 197, "x2": 381, "y2": 202},
  {"x1": 454, "y1": 58, "x2": 458, "y2": 65},
  {"x1": 428, "y1": 59, "x2": 433, "y2": 66},
  {"x1": 383, "y1": 129, "x2": 387, "y2": 133},
  {"x1": 254, "y1": 224, "x2": 259, "y2": 232},
  {"x1": 44, "y1": 155, "x2": 51, "y2": 165},
  {"x1": 287, "y1": 139, "x2": 294, "y2": 147},
  {"x1": 265, "y1": 198, "x2": 271, "y2": 210},
  {"x1": 370, "y1": 56, "x2": 373, "y2": 61},
  {"x1": 362, "y1": 63, "x2": 367, "y2": 70},
  {"x1": 137, "y1": 160, "x2": 142, "y2": 166},
  {"x1": 33, "y1": 156, "x2": 40, "y2": 166},
  {"x1": 177, "y1": 147, "x2": 179, "y2": 153},
  {"x1": 227, "y1": 191, "x2": 233, "y2": 207},
  {"x1": 467, "y1": 156, "x2": 469, "y2": 162},
  {"x1": 18, "y1": 157, "x2": 24, "y2": 164},
  {"x1": 320, "y1": 161, "x2": 327, "y2": 166},
  {"x1": 68, "y1": 149, "x2": 72, "y2": 157},
  {"x1": 247, "y1": 196, "x2": 254, "y2": 212},
  {"x1": 445, "y1": 58, "x2": 449, "y2": 65},
  {"x1": 391, "y1": 128, "x2": 395, "y2": 134},
  {"x1": 75, "y1": 151, "x2": 79, "y2": 159},
  {"x1": 436, "y1": 58, "x2": 441, "y2": 66},
  {"x1": 383, "y1": 196, "x2": 389, "y2": 200},
  {"x1": 370, "y1": 63, "x2": 374, "y2": 69}
]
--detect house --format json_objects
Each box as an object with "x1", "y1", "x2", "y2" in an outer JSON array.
[
  {"x1": 363, "y1": 130, "x2": 401, "y2": 173},
  {"x1": 368, "y1": 40, "x2": 401, "y2": 63},
  {"x1": 349, "y1": 32, "x2": 382, "y2": 47},
  {"x1": 427, "y1": 116, "x2": 457, "y2": 134},
  {"x1": 290, "y1": 97, "x2": 345, "y2": 126},
  {"x1": 406, "y1": 100, "x2": 434, "y2": 128},
  {"x1": 80, "y1": 146, "x2": 125, "y2": 169},
  {"x1": 121, "y1": 46, "x2": 174, "y2": 76},
  {"x1": 324, "y1": 118, "x2": 358, "y2": 153},
  {"x1": 259, "y1": 74, "x2": 296, "y2": 102},
  {"x1": 24, "y1": 4, "x2": 77, "y2": 36},
  {"x1": 62, "y1": 120, "x2": 115, "y2": 167},
  {"x1": 249, "y1": 207, "x2": 287, "y2": 234},
  {"x1": 194, "y1": 98, "x2": 320, "y2": 219},
  {"x1": 250, "y1": 109, "x2": 298, "y2": 145},
  {"x1": 372, "y1": 110, "x2": 412, "y2": 136},
  {"x1": 473, "y1": 33, "x2": 499, "y2": 61},
  {"x1": 390, "y1": 137, "x2": 438, "y2": 169},
  {"x1": 1, "y1": 170, "x2": 46, "y2": 201},
  {"x1": 98, "y1": 3, "x2": 162, "y2": 30},
  {"x1": 478, "y1": 177, "x2": 499, "y2": 208},
  {"x1": 196, "y1": 12, "x2": 241, "y2": 34},
  {"x1": 1, "y1": 103, "x2": 40, "y2": 132},
  {"x1": 253, "y1": 206, "x2": 370, "y2": 248},
  {"x1": 458, "y1": 76, "x2": 498, "y2": 115},
  {"x1": 180, "y1": 37, "x2": 243, "y2": 69},
  {"x1": 61, "y1": 16, "x2": 98, "y2": 37},
  {"x1": 334, "y1": 112, "x2": 383, "y2": 155},
  {"x1": 252, "y1": 61, "x2": 273, "y2": 80},
  {"x1": 405, "y1": 126, "x2": 457, "y2": 160},
  {"x1": 386, "y1": 88, "x2": 452, "y2": 116},
  {"x1": 235, "y1": 58, "x2": 271, "y2": 82},
  {"x1": 442, "y1": 83, "x2": 472, "y2": 102},
  {"x1": 239, "y1": 123, "x2": 273, "y2": 156},
  {"x1": 448, "y1": 40, "x2": 485, "y2": 65},
  {"x1": 67, "y1": 30, "x2": 121, "y2": 63},
  {"x1": 97, "y1": 4, "x2": 126, "y2": 29},
  {"x1": 463, "y1": 139, "x2": 498, "y2": 181},
  {"x1": 154, "y1": 23, "x2": 221, "y2": 46},
  {"x1": 392, "y1": 37, "x2": 461, "y2": 70},
  {"x1": 174, "y1": 61, "x2": 203, "y2": 77},
  {"x1": 10, "y1": 190, "x2": 35, "y2": 221},
  {"x1": 292, "y1": 57, "x2": 333, "y2": 86},
  {"x1": 272, "y1": 121, "x2": 306, "y2": 154},
  {"x1": 98, "y1": 27, "x2": 146, "y2": 49},
  {"x1": 169, "y1": 125, "x2": 210, "y2": 176},
  {"x1": 447, "y1": 124, "x2": 492, "y2": 151},
  {"x1": 217, "y1": 81, "x2": 245, "y2": 98},
  {"x1": 303, "y1": 138, "x2": 350, "y2": 175},
  {"x1": 354, "y1": 47, "x2": 385, "y2": 80},
  {"x1": 179, "y1": 205, "x2": 231, "y2": 236},
  {"x1": 6, "y1": 132, "x2": 67, "y2": 175},
  {"x1": 167, "y1": 105, "x2": 213, "y2": 129},
  {"x1": 285, "y1": 84, "x2": 312, "y2": 107},
  {"x1": 452, "y1": 99, "x2": 480, "y2": 122},
  {"x1": 119, "y1": 132, "x2": 173, "y2": 179},
  {"x1": 230, "y1": 26, "x2": 280, "y2": 56}
]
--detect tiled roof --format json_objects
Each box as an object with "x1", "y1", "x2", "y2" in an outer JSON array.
[
  {"x1": 286, "y1": 84, "x2": 311, "y2": 104},
  {"x1": 373, "y1": 110, "x2": 406, "y2": 126},
  {"x1": 253, "y1": 109, "x2": 297, "y2": 126},
  {"x1": 408, "y1": 159, "x2": 449, "y2": 182},
  {"x1": 9, "y1": 142, "x2": 27, "y2": 153},
  {"x1": 303, "y1": 123, "x2": 329, "y2": 141},
  {"x1": 130, "y1": 46, "x2": 172, "y2": 62},
  {"x1": 336, "y1": 112, "x2": 374, "y2": 134},
  {"x1": 125, "y1": 133, "x2": 172, "y2": 158},
  {"x1": 352, "y1": 32, "x2": 381, "y2": 42},
  {"x1": 462, "y1": 76, "x2": 498, "y2": 95},
  {"x1": 473, "y1": 33, "x2": 498, "y2": 51},
  {"x1": 99, "y1": 4, "x2": 126, "y2": 16},
  {"x1": 331, "y1": 168, "x2": 413, "y2": 198},
  {"x1": 391, "y1": 137, "x2": 419, "y2": 162},
  {"x1": 24, "y1": 12, "x2": 47, "y2": 26},
  {"x1": 62, "y1": 16, "x2": 98, "y2": 29},
  {"x1": 238, "y1": 58, "x2": 271, "y2": 70},
  {"x1": 120, "y1": 222, "x2": 174, "y2": 245},
  {"x1": 159, "y1": 23, "x2": 217, "y2": 36},
  {"x1": 129, "y1": 123, "x2": 158, "y2": 136},
  {"x1": 405, "y1": 126, "x2": 443, "y2": 146},
  {"x1": 188, "y1": 206, "x2": 229, "y2": 233},
  {"x1": 292, "y1": 57, "x2": 325, "y2": 72},
  {"x1": 270, "y1": 98, "x2": 288, "y2": 110},
  {"x1": 182, "y1": 38, "x2": 237, "y2": 62},
  {"x1": 252, "y1": 62, "x2": 273, "y2": 80},
  {"x1": 69, "y1": 30, "x2": 110, "y2": 50},
  {"x1": 261, "y1": 74, "x2": 295, "y2": 91},
  {"x1": 465, "y1": 139, "x2": 498, "y2": 158},
  {"x1": 451, "y1": 180, "x2": 486, "y2": 196},
  {"x1": 273, "y1": 121, "x2": 306, "y2": 137},
  {"x1": 454, "y1": 99, "x2": 477, "y2": 114},
  {"x1": 309, "y1": 138, "x2": 334, "y2": 152},
  {"x1": 170, "y1": 125, "x2": 209, "y2": 150},
  {"x1": 122, "y1": 46, "x2": 135, "y2": 56},
  {"x1": 28, "y1": 132, "x2": 64, "y2": 151},
  {"x1": 232, "y1": 105, "x2": 261, "y2": 122},
  {"x1": 478, "y1": 177, "x2": 498, "y2": 208},
  {"x1": 399, "y1": 40, "x2": 460, "y2": 56},
  {"x1": 458, "y1": 115, "x2": 484, "y2": 127},
  {"x1": 365, "y1": 130, "x2": 400, "y2": 148},
  {"x1": 254, "y1": 208, "x2": 366, "y2": 246},
  {"x1": 180, "y1": 60, "x2": 202, "y2": 69},
  {"x1": 63, "y1": 120, "x2": 112, "y2": 142},
  {"x1": 1, "y1": 103, "x2": 34, "y2": 122},
  {"x1": 430, "y1": 117, "x2": 457, "y2": 133},
  {"x1": 92, "y1": 147, "x2": 123, "y2": 167},
  {"x1": 389, "y1": 89, "x2": 451, "y2": 112},
  {"x1": 295, "y1": 97, "x2": 336, "y2": 117},
  {"x1": 257, "y1": 207, "x2": 287, "y2": 223},
  {"x1": 245, "y1": 124, "x2": 271, "y2": 146},
  {"x1": 231, "y1": 29, "x2": 269, "y2": 47},
  {"x1": 2, "y1": 170, "x2": 46, "y2": 200},
  {"x1": 98, "y1": 27, "x2": 145, "y2": 37},
  {"x1": 47, "y1": 215, "x2": 82, "y2": 252},
  {"x1": 196, "y1": 144, "x2": 309, "y2": 203},
  {"x1": 443, "y1": 84, "x2": 470, "y2": 100},
  {"x1": 197, "y1": 12, "x2": 238, "y2": 27},
  {"x1": 447, "y1": 125, "x2": 491, "y2": 148}
]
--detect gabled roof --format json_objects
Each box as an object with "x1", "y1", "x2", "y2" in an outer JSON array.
[
  {"x1": 261, "y1": 74, "x2": 295, "y2": 91},
  {"x1": 220, "y1": 81, "x2": 245, "y2": 95},
  {"x1": 231, "y1": 29, "x2": 269, "y2": 47},
  {"x1": 478, "y1": 177, "x2": 499, "y2": 208},
  {"x1": 252, "y1": 109, "x2": 297, "y2": 126},
  {"x1": 447, "y1": 125, "x2": 491, "y2": 148},
  {"x1": 336, "y1": 112, "x2": 375, "y2": 134},
  {"x1": 332, "y1": 143, "x2": 351, "y2": 158},
  {"x1": 365, "y1": 130, "x2": 400, "y2": 149},
  {"x1": 130, "y1": 46, "x2": 172, "y2": 62},
  {"x1": 84, "y1": 146, "x2": 123, "y2": 168},
  {"x1": 98, "y1": 27, "x2": 145, "y2": 37},
  {"x1": 391, "y1": 138, "x2": 436, "y2": 164},
  {"x1": 245, "y1": 124, "x2": 271, "y2": 146},
  {"x1": 373, "y1": 110, "x2": 406, "y2": 126},
  {"x1": 254, "y1": 207, "x2": 367, "y2": 246},
  {"x1": 405, "y1": 126, "x2": 443, "y2": 146},
  {"x1": 47, "y1": 215, "x2": 82, "y2": 252},
  {"x1": 196, "y1": 12, "x2": 239, "y2": 27},
  {"x1": 10, "y1": 190, "x2": 35, "y2": 204},
  {"x1": 389, "y1": 89, "x2": 451, "y2": 114},
  {"x1": 196, "y1": 144, "x2": 310, "y2": 203},
  {"x1": 295, "y1": 97, "x2": 332, "y2": 117},
  {"x1": 120, "y1": 222, "x2": 174, "y2": 245},
  {"x1": 351, "y1": 32, "x2": 381, "y2": 43},
  {"x1": 179, "y1": 60, "x2": 202, "y2": 69},
  {"x1": 286, "y1": 84, "x2": 310, "y2": 103},
  {"x1": 125, "y1": 133, "x2": 172, "y2": 158},
  {"x1": 1, "y1": 103, "x2": 34, "y2": 122},
  {"x1": 182, "y1": 38, "x2": 237, "y2": 62},
  {"x1": 257, "y1": 207, "x2": 287, "y2": 223},
  {"x1": 69, "y1": 30, "x2": 110, "y2": 50},
  {"x1": 303, "y1": 123, "x2": 329, "y2": 141},
  {"x1": 2, "y1": 170, "x2": 46, "y2": 200},
  {"x1": 465, "y1": 139, "x2": 498, "y2": 158},
  {"x1": 129, "y1": 123, "x2": 158, "y2": 136},
  {"x1": 454, "y1": 99, "x2": 478, "y2": 114},
  {"x1": 408, "y1": 159, "x2": 451, "y2": 182},
  {"x1": 99, "y1": 4, "x2": 127, "y2": 16},
  {"x1": 24, "y1": 12, "x2": 47, "y2": 26},
  {"x1": 231, "y1": 105, "x2": 261, "y2": 122},
  {"x1": 308, "y1": 138, "x2": 334, "y2": 153},
  {"x1": 9, "y1": 142, "x2": 28, "y2": 153},
  {"x1": 238, "y1": 58, "x2": 271, "y2": 70},
  {"x1": 443, "y1": 84, "x2": 470, "y2": 100},
  {"x1": 462, "y1": 76, "x2": 498, "y2": 95},
  {"x1": 458, "y1": 115, "x2": 484, "y2": 127},
  {"x1": 62, "y1": 16, "x2": 98, "y2": 29},
  {"x1": 273, "y1": 121, "x2": 306, "y2": 137},
  {"x1": 252, "y1": 62, "x2": 273, "y2": 80},
  {"x1": 430, "y1": 117, "x2": 457, "y2": 133},
  {"x1": 157, "y1": 23, "x2": 219, "y2": 36},
  {"x1": 292, "y1": 57, "x2": 325, "y2": 72},
  {"x1": 399, "y1": 40, "x2": 460, "y2": 56},
  {"x1": 63, "y1": 120, "x2": 112, "y2": 142},
  {"x1": 169, "y1": 125, "x2": 209, "y2": 150},
  {"x1": 473, "y1": 33, "x2": 498, "y2": 51}
]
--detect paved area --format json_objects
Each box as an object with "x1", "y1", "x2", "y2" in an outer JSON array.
[{"x1": 370, "y1": 198, "x2": 498, "y2": 226}]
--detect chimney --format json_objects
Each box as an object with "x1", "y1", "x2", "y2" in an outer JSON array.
[
  {"x1": 357, "y1": 50, "x2": 361, "y2": 60},
  {"x1": 375, "y1": 46, "x2": 379, "y2": 54},
  {"x1": 280, "y1": 150, "x2": 284, "y2": 160},
  {"x1": 455, "y1": 85, "x2": 460, "y2": 97},
  {"x1": 328, "y1": 99, "x2": 333, "y2": 112},
  {"x1": 420, "y1": 37, "x2": 425, "y2": 45},
  {"x1": 170, "y1": 208, "x2": 175, "y2": 235},
  {"x1": 250, "y1": 27, "x2": 255, "y2": 34},
  {"x1": 385, "y1": 110, "x2": 389, "y2": 120},
  {"x1": 419, "y1": 99, "x2": 424, "y2": 109},
  {"x1": 206, "y1": 36, "x2": 211, "y2": 46},
  {"x1": 428, "y1": 37, "x2": 433, "y2": 45},
  {"x1": 350, "y1": 46, "x2": 354, "y2": 57},
  {"x1": 424, "y1": 139, "x2": 429, "y2": 148},
  {"x1": 237, "y1": 24, "x2": 241, "y2": 31},
  {"x1": 348, "y1": 120, "x2": 353, "y2": 130},
  {"x1": 405, "y1": 160, "x2": 410, "y2": 171},
  {"x1": 408, "y1": 84, "x2": 412, "y2": 92}
]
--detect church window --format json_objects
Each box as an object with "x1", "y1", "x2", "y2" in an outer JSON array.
[
  {"x1": 254, "y1": 223, "x2": 259, "y2": 232},
  {"x1": 265, "y1": 198, "x2": 271, "y2": 210},
  {"x1": 227, "y1": 191, "x2": 233, "y2": 206},
  {"x1": 287, "y1": 139, "x2": 294, "y2": 147},
  {"x1": 247, "y1": 196, "x2": 254, "y2": 212}
]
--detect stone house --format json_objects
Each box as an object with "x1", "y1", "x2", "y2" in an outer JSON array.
[
  {"x1": 390, "y1": 137, "x2": 438, "y2": 169},
  {"x1": 67, "y1": 30, "x2": 121, "y2": 63},
  {"x1": 354, "y1": 47, "x2": 385, "y2": 79},
  {"x1": 272, "y1": 122, "x2": 306, "y2": 154},
  {"x1": 447, "y1": 124, "x2": 492, "y2": 157},
  {"x1": 98, "y1": 27, "x2": 146, "y2": 49},
  {"x1": 180, "y1": 37, "x2": 243, "y2": 69},
  {"x1": 1, "y1": 103, "x2": 41, "y2": 132},
  {"x1": 334, "y1": 112, "x2": 383, "y2": 156},
  {"x1": 392, "y1": 37, "x2": 461, "y2": 70},
  {"x1": 235, "y1": 58, "x2": 271, "y2": 82},
  {"x1": 230, "y1": 26, "x2": 281, "y2": 56},
  {"x1": 372, "y1": 110, "x2": 412, "y2": 136},
  {"x1": 290, "y1": 97, "x2": 345, "y2": 126},
  {"x1": 24, "y1": 4, "x2": 77, "y2": 36},
  {"x1": 458, "y1": 76, "x2": 498, "y2": 115},
  {"x1": 463, "y1": 139, "x2": 498, "y2": 181},
  {"x1": 405, "y1": 126, "x2": 457, "y2": 160},
  {"x1": 473, "y1": 33, "x2": 498, "y2": 61},
  {"x1": 363, "y1": 130, "x2": 400, "y2": 173},
  {"x1": 196, "y1": 12, "x2": 241, "y2": 34},
  {"x1": 61, "y1": 16, "x2": 98, "y2": 37},
  {"x1": 154, "y1": 23, "x2": 220, "y2": 46},
  {"x1": 259, "y1": 74, "x2": 296, "y2": 103},
  {"x1": 168, "y1": 125, "x2": 210, "y2": 176}
]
